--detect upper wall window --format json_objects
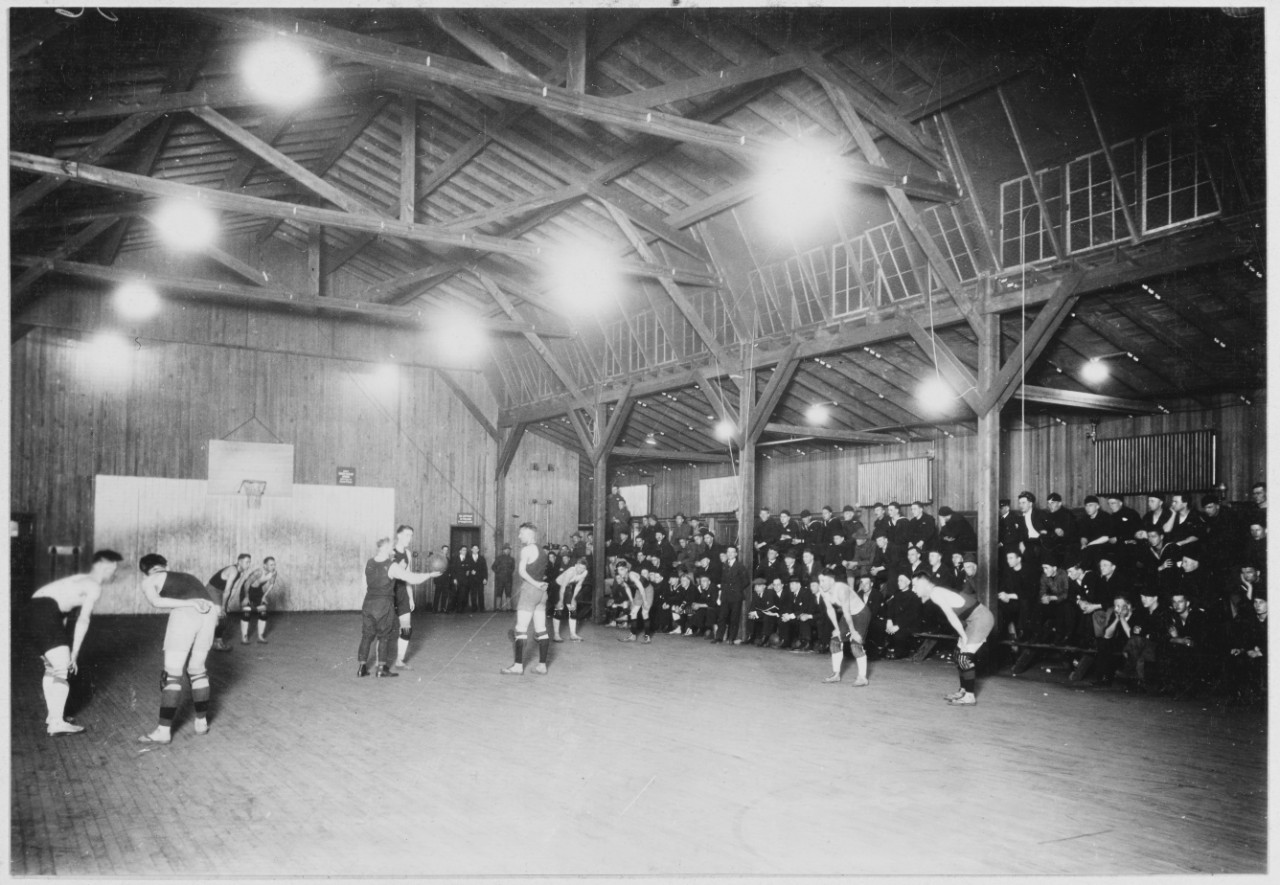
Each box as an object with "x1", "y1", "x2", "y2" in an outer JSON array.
[{"x1": 1142, "y1": 128, "x2": 1221, "y2": 234}]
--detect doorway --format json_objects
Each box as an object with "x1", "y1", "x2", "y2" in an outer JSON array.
[{"x1": 449, "y1": 525, "x2": 481, "y2": 555}]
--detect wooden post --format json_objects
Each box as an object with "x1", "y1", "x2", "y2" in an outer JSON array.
[
  {"x1": 592, "y1": 451, "x2": 608, "y2": 624},
  {"x1": 975, "y1": 304, "x2": 1001, "y2": 613},
  {"x1": 737, "y1": 362, "x2": 756, "y2": 638}
]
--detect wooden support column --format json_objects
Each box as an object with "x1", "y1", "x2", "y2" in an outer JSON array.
[
  {"x1": 737, "y1": 359, "x2": 756, "y2": 637},
  {"x1": 592, "y1": 448, "x2": 609, "y2": 624},
  {"x1": 494, "y1": 423, "x2": 526, "y2": 555},
  {"x1": 975, "y1": 304, "x2": 1001, "y2": 613}
]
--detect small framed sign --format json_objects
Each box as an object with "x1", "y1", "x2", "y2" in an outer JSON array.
[
  {"x1": 456, "y1": 513, "x2": 475, "y2": 525},
  {"x1": 336, "y1": 467, "x2": 356, "y2": 486}
]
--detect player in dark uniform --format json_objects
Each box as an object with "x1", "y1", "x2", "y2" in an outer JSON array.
[
  {"x1": 237, "y1": 556, "x2": 279, "y2": 644},
  {"x1": 910, "y1": 573, "x2": 996, "y2": 706},
  {"x1": 138, "y1": 553, "x2": 225, "y2": 743},
  {"x1": 26, "y1": 550, "x2": 123, "y2": 735},
  {"x1": 207, "y1": 554, "x2": 250, "y2": 651},
  {"x1": 391, "y1": 525, "x2": 417, "y2": 668},
  {"x1": 358, "y1": 537, "x2": 439, "y2": 678},
  {"x1": 816, "y1": 568, "x2": 871, "y2": 686},
  {"x1": 502, "y1": 522, "x2": 552, "y2": 675}
]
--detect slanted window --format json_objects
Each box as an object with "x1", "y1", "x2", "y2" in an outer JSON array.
[
  {"x1": 1066, "y1": 139, "x2": 1138, "y2": 253},
  {"x1": 1142, "y1": 128, "x2": 1220, "y2": 234}
]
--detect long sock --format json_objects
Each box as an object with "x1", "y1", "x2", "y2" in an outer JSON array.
[
  {"x1": 631, "y1": 614, "x2": 643, "y2": 636},
  {"x1": 42, "y1": 674, "x2": 69, "y2": 725},
  {"x1": 830, "y1": 651, "x2": 842, "y2": 675},
  {"x1": 257, "y1": 618, "x2": 267, "y2": 640},
  {"x1": 241, "y1": 620, "x2": 250, "y2": 641},
  {"x1": 855, "y1": 655, "x2": 868, "y2": 680},
  {"x1": 961, "y1": 671, "x2": 976, "y2": 695},
  {"x1": 514, "y1": 634, "x2": 527, "y2": 664},
  {"x1": 190, "y1": 671, "x2": 211, "y2": 718},
  {"x1": 537, "y1": 633, "x2": 550, "y2": 663},
  {"x1": 397, "y1": 637, "x2": 408, "y2": 663},
  {"x1": 160, "y1": 675, "x2": 183, "y2": 727},
  {"x1": 568, "y1": 619, "x2": 578, "y2": 638}
]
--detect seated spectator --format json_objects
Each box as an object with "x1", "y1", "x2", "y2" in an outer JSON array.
[
  {"x1": 675, "y1": 536, "x2": 696, "y2": 574},
  {"x1": 999, "y1": 549, "x2": 1040, "y2": 651},
  {"x1": 924, "y1": 548, "x2": 956, "y2": 589},
  {"x1": 1077, "y1": 496, "x2": 1115, "y2": 569},
  {"x1": 648, "y1": 566, "x2": 674, "y2": 635},
  {"x1": 1043, "y1": 493, "x2": 1078, "y2": 564},
  {"x1": 867, "y1": 533, "x2": 897, "y2": 587},
  {"x1": 744, "y1": 578, "x2": 781, "y2": 647},
  {"x1": 780, "y1": 575, "x2": 819, "y2": 653},
  {"x1": 756, "y1": 545, "x2": 784, "y2": 584},
  {"x1": 1199, "y1": 495, "x2": 1243, "y2": 581},
  {"x1": 1067, "y1": 561, "x2": 1109, "y2": 682},
  {"x1": 1140, "y1": 494, "x2": 1169, "y2": 540},
  {"x1": 904, "y1": 501, "x2": 938, "y2": 554},
  {"x1": 1245, "y1": 517, "x2": 1266, "y2": 572},
  {"x1": 1135, "y1": 525, "x2": 1178, "y2": 599},
  {"x1": 839, "y1": 504, "x2": 866, "y2": 543},
  {"x1": 1038, "y1": 553, "x2": 1072, "y2": 644},
  {"x1": 824, "y1": 529, "x2": 852, "y2": 580},
  {"x1": 882, "y1": 571, "x2": 923, "y2": 659},
  {"x1": 1162, "y1": 493, "x2": 1205, "y2": 551},
  {"x1": 1173, "y1": 546, "x2": 1209, "y2": 606},
  {"x1": 1122, "y1": 587, "x2": 1173, "y2": 691},
  {"x1": 686, "y1": 572, "x2": 718, "y2": 638},
  {"x1": 1227, "y1": 588, "x2": 1267, "y2": 703},
  {"x1": 1106, "y1": 494, "x2": 1144, "y2": 564},
  {"x1": 1162, "y1": 590, "x2": 1214, "y2": 695},
  {"x1": 666, "y1": 570, "x2": 694, "y2": 635},
  {"x1": 671, "y1": 512, "x2": 694, "y2": 547}
]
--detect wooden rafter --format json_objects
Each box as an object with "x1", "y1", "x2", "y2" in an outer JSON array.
[
  {"x1": 763, "y1": 423, "x2": 901, "y2": 445},
  {"x1": 899, "y1": 314, "x2": 982, "y2": 414},
  {"x1": 998, "y1": 85, "x2": 1064, "y2": 262},
  {"x1": 435, "y1": 370, "x2": 499, "y2": 441},
  {"x1": 612, "y1": 448, "x2": 732, "y2": 463},
  {"x1": 746, "y1": 343, "x2": 800, "y2": 442},
  {"x1": 474, "y1": 272, "x2": 584, "y2": 398},
  {"x1": 1016, "y1": 385, "x2": 1158, "y2": 414},
  {"x1": 194, "y1": 9, "x2": 957, "y2": 203},
  {"x1": 496, "y1": 424, "x2": 526, "y2": 478},
  {"x1": 11, "y1": 218, "x2": 119, "y2": 305}
]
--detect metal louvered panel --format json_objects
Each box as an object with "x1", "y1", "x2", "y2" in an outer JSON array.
[
  {"x1": 1094, "y1": 430, "x2": 1217, "y2": 495},
  {"x1": 857, "y1": 457, "x2": 932, "y2": 505}
]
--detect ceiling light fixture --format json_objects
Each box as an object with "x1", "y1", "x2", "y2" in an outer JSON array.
[
  {"x1": 153, "y1": 199, "x2": 218, "y2": 251},
  {"x1": 243, "y1": 39, "x2": 321, "y2": 106},
  {"x1": 114, "y1": 281, "x2": 160, "y2": 320}
]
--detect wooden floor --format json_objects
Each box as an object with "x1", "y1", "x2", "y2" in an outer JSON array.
[{"x1": 9, "y1": 611, "x2": 1268, "y2": 877}]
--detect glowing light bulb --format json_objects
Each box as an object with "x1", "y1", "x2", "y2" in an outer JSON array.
[
  {"x1": 243, "y1": 40, "x2": 321, "y2": 106},
  {"x1": 1080, "y1": 358, "x2": 1110, "y2": 384},
  {"x1": 114, "y1": 281, "x2": 160, "y2": 320},
  {"x1": 917, "y1": 376, "x2": 955, "y2": 415}
]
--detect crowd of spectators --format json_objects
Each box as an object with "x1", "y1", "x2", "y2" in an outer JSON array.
[{"x1": 591, "y1": 482, "x2": 1267, "y2": 705}]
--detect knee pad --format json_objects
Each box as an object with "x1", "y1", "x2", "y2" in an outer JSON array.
[
  {"x1": 400, "y1": 626, "x2": 412, "y2": 641},
  {"x1": 536, "y1": 632, "x2": 549, "y2": 642},
  {"x1": 163, "y1": 672, "x2": 184, "y2": 691},
  {"x1": 515, "y1": 633, "x2": 528, "y2": 642},
  {"x1": 240, "y1": 607, "x2": 253, "y2": 621},
  {"x1": 189, "y1": 670, "x2": 209, "y2": 690},
  {"x1": 829, "y1": 635, "x2": 844, "y2": 655},
  {"x1": 255, "y1": 607, "x2": 268, "y2": 621},
  {"x1": 41, "y1": 657, "x2": 68, "y2": 681},
  {"x1": 957, "y1": 652, "x2": 976, "y2": 672}
]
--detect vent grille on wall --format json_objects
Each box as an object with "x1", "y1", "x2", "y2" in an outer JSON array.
[
  {"x1": 1094, "y1": 429, "x2": 1216, "y2": 495},
  {"x1": 856, "y1": 457, "x2": 931, "y2": 505}
]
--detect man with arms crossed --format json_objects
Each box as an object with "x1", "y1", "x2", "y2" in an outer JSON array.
[{"x1": 27, "y1": 550, "x2": 123, "y2": 735}]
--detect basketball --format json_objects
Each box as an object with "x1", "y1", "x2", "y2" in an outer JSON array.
[{"x1": 426, "y1": 553, "x2": 448, "y2": 574}]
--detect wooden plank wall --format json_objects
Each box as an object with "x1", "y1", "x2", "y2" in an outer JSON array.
[
  {"x1": 10, "y1": 304, "x2": 499, "y2": 589},
  {"x1": 91, "y1": 476, "x2": 394, "y2": 613},
  {"x1": 501, "y1": 432, "x2": 581, "y2": 549},
  {"x1": 595, "y1": 395, "x2": 1265, "y2": 524}
]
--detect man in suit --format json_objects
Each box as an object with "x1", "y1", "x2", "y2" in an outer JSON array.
[{"x1": 715, "y1": 545, "x2": 751, "y2": 645}]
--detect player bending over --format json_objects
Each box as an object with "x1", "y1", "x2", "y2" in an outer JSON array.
[
  {"x1": 816, "y1": 568, "x2": 871, "y2": 687},
  {"x1": 910, "y1": 574, "x2": 995, "y2": 706},
  {"x1": 26, "y1": 550, "x2": 123, "y2": 735}
]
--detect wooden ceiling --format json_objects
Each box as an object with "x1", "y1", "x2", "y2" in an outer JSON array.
[{"x1": 10, "y1": 7, "x2": 1265, "y2": 464}]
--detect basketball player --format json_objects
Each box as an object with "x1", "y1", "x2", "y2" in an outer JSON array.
[
  {"x1": 238, "y1": 556, "x2": 278, "y2": 644},
  {"x1": 552, "y1": 558, "x2": 589, "y2": 642},
  {"x1": 358, "y1": 537, "x2": 440, "y2": 678},
  {"x1": 390, "y1": 525, "x2": 418, "y2": 668},
  {"x1": 26, "y1": 550, "x2": 123, "y2": 735},
  {"x1": 137, "y1": 553, "x2": 224, "y2": 743},
  {"x1": 816, "y1": 568, "x2": 871, "y2": 686},
  {"x1": 910, "y1": 573, "x2": 995, "y2": 706},
  {"x1": 501, "y1": 522, "x2": 552, "y2": 675},
  {"x1": 208, "y1": 553, "x2": 250, "y2": 651}
]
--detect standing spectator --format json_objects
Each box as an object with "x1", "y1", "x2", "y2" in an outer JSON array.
[
  {"x1": 999, "y1": 549, "x2": 1039, "y2": 656},
  {"x1": 937, "y1": 507, "x2": 976, "y2": 563},
  {"x1": 1199, "y1": 495, "x2": 1243, "y2": 581},
  {"x1": 1043, "y1": 493, "x2": 1078, "y2": 564},
  {"x1": 492, "y1": 544, "x2": 516, "y2": 612},
  {"x1": 1066, "y1": 561, "x2": 1109, "y2": 682},
  {"x1": 997, "y1": 499, "x2": 1019, "y2": 561},
  {"x1": 715, "y1": 545, "x2": 751, "y2": 645},
  {"x1": 450, "y1": 546, "x2": 473, "y2": 615},
  {"x1": 754, "y1": 505, "x2": 782, "y2": 567},
  {"x1": 839, "y1": 504, "x2": 866, "y2": 542},
  {"x1": 468, "y1": 544, "x2": 488, "y2": 613},
  {"x1": 1106, "y1": 495, "x2": 1143, "y2": 565},
  {"x1": 607, "y1": 485, "x2": 631, "y2": 544},
  {"x1": 1013, "y1": 491, "x2": 1051, "y2": 570},
  {"x1": 1077, "y1": 496, "x2": 1115, "y2": 568},
  {"x1": 433, "y1": 545, "x2": 454, "y2": 613},
  {"x1": 671, "y1": 513, "x2": 695, "y2": 547},
  {"x1": 904, "y1": 501, "x2": 938, "y2": 554}
]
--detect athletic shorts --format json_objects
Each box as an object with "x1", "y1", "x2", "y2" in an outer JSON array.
[
  {"x1": 963, "y1": 604, "x2": 995, "y2": 649},
  {"x1": 516, "y1": 580, "x2": 548, "y2": 613},
  {"x1": 240, "y1": 587, "x2": 267, "y2": 609},
  {"x1": 163, "y1": 606, "x2": 218, "y2": 667},
  {"x1": 394, "y1": 583, "x2": 411, "y2": 616},
  {"x1": 26, "y1": 597, "x2": 68, "y2": 654},
  {"x1": 841, "y1": 606, "x2": 873, "y2": 656}
]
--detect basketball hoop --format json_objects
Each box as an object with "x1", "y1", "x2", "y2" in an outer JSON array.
[{"x1": 239, "y1": 479, "x2": 267, "y2": 509}]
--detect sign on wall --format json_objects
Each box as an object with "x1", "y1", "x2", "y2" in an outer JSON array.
[
  {"x1": 699, "y1": 475, "x2": 740, "y2": 514},
  {"x1": 337, "y1": 467, "x2": 356, "y2": 486}
]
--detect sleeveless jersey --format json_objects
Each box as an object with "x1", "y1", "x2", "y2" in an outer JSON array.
[
  {"x1": 207, "y1": 565, "x2": 238, "y2": 592},
  {"x1": 161, "y1": 572, "x2": 217, "y2": 603},
  {"x1": 952, "y1": 587, "x2": 981, "y2": 621},
  {"x1": 365, "y1": 558, "x2": 396, "y2": 598},
  {"x1": 524, "y1": 545, "x2": 547, "y2": 584},
  {"x1": 391, "y1": 548, "x2": 410, "y2": 590}
]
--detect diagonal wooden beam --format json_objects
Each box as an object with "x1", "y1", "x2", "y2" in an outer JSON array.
[
  {"x1": 612, "y1": 51, "x2": 813, "y2": 109},
  {"x1": 223, "y1": 110, "x2": 297, "y2": 190},
  {"x1": 747, "y1": 343, "x2": 800, "y2": 442},
  {"x1": 602, "y1": 202, "x2": 729, "y2": 364},
  {"x1": 195, "y1": 10, "x2": 957, "y2": 203},
  {"x1": 566, "y1": 14, "x2": 588, "y2": 94},
  {"x1": 11, "y1": 218, "x2": 119, "y2": 304},
  {"x1": 263, "y1": 93, "x2": 393, "y2": 248},
  {"x1": 1016, "y1": 385, "x2": 1159, "y2": 415},
  {"x1": 11, "y1": 255, "x2": 553, "y2": 339},
  {"x1": 901, "y1": 313, "x2": 982, "y2": 414},
  {"x1": 592, "y1": 386, "x2": 635, "y2": 462},
  {"x1": 764, "y1": 423, "x2": 901, "y2": 445},
  {"x1": 399, "y1": 95, "x2": 417, "y2": 223},
  {"x1": 190, "y1": 106, "x2": 379, "y2": 216},
  {"x1": 998, "y1": 85, "x2": 1064, "y2": 262},
  {"x1": 979, "y1": 270, "x2": 1085, "y2": 414},
  {"x1": 429, "y1": 11, "x2": 543, "y2": 82},
  {"x1": 11, "y1": 112, "x2": 159, "y2": 218},
  {"x1": 10, "y1": 151, "x2": 710, "y2": 285},
  {"x1": 474, "y1": 272, "x2": 584, "y2": 398},
  {"x1": 436, "y1": 369, "x2": 499, "y2": 441},
  {"x1": 565, "y1": 408, "x2": 594, "y2": 455},
  {"x1": 496, "y1": 423, "x2": 526, "y2": 478},
  {"x1": 694, "y1": 368, "x2": 739, "y2": 430}
]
